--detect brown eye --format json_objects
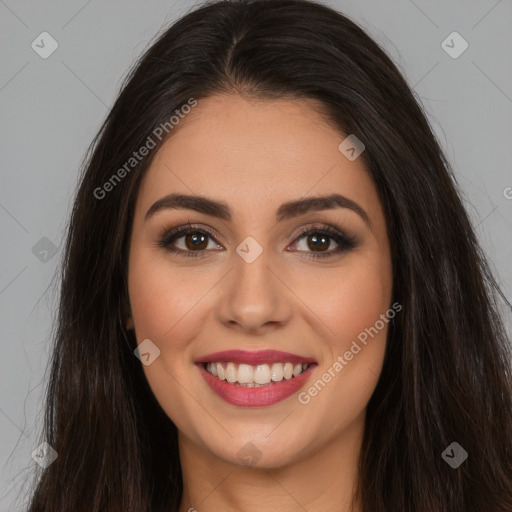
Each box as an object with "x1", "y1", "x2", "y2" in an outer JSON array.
[
  {"x1": 183, "y1": 232, "x2": 209, "y2": 250},
  {"x1": 289, "y1": 225, "x2": 358, "y2": 259},
  {"x1": 305, "y1": 233, "x2": 331, "y2": 252},
  {"x1": 158, "y1": 225, "x2": 223, "y2": 257}
]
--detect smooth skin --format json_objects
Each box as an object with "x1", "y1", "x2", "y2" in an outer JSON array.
[{"x1": 126, "y1": 94, "x2": 393, "y2": 512}]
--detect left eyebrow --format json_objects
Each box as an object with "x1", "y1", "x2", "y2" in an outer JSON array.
[{"x1": 144, "y1": 193, "x2": 371, "y2": 228}]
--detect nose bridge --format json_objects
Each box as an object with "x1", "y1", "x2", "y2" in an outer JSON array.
[{"x1": 215, "y1": 240, "x2": 292, "y2": 332}]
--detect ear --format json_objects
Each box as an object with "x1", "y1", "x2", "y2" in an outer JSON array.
[
  {"x1": 126, "y1": 313, "x2": 134, "y2": 330},
  {"x1": 122, "y1": 294, "x2": 134, "y2": 330}
]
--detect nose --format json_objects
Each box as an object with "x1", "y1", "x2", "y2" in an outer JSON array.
[{"x1": 215, "y1": 248, "x2": 293, "y2": 334}]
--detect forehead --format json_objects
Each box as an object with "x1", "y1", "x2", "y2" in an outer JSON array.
[{"x1": 136, "y1": 94, "x2": 381, "y2": 224}]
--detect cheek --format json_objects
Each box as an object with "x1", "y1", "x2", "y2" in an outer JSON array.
[
  {"x1": 127, "y1": 247, "x2": 198, "y2": 353},
  {"x1": 299, "y1": 255, "x2": 392, "y2": 411},
  {"x1": 306, "y1": 255, "x2": 392, "y2": 349},
  {"x1": 129, "y1": 243, "x2": 392, "y2": 359},
  {"x1": 128, "y1": 247, "x2": 185, "y2": 364},
  {"x1": 127, "y1": 246, "x2": 228, "y2": 375},
  {"x1": 127, "y1": 248, "x2": 209, "y2": 429}
]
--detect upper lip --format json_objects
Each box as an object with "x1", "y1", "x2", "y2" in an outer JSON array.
[{"x1": 196, "y1": 349, "x2": 316, "y2": 366}]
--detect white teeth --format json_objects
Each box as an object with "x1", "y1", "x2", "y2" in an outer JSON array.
[
  {"x1": 225, "y1": 362, "x2": 237, "y2": 383},
  {"x1": 237, "y1": 364, "x2": 254, "y2": 384},
  {"x1": 271, "y1": 363, "x2": 284, "y2": 382},
  {"x1": 254, "y1": 364, "x2": 271, "y2": 385},
  {"x1": 283, "y1": 362, "x2": 293, "y2": 379},
  {"x1": 205, "y1": 361, "x2": 312, "y2": 385}
]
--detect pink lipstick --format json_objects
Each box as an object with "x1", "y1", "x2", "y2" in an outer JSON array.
[{"x1": 196, "y1": 350, "x2": 317, "y2": 407}]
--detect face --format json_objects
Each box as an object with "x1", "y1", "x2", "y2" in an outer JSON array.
[{"x1": 127, "y1": 93, "x2": 393, "y2": 469}]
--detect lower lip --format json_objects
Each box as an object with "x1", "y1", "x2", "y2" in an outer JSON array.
[{"x1": 197, "y1": 363, "x2": 317, "y2": 407}]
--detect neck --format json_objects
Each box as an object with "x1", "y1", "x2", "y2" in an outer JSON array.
[{"x1": 177, "y1": 412, "x2": 365, "y2": 512}]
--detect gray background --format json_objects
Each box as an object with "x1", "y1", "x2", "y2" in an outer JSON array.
[{"x1": 1, "y1": 0, "x2": 511, "y2": 509}]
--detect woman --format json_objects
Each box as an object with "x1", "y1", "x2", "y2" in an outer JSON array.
[{"x1": 26, "y1": 0, "x2": 512, "y2": 510}]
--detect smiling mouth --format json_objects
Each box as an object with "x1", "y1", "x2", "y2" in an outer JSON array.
[{"x1": 202, "y1": 361, "x2": 315, "y2": 387}]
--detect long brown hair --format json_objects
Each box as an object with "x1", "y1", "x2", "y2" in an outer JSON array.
[{"x1": 25, "y1": 1, "x2": 512, "y2": 510}]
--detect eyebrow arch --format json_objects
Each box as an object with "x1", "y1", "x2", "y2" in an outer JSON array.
[{"x1": 145, "y1": 193, "x2": 371, "y2": 228}]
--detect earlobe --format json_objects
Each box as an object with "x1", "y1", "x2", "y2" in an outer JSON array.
[{"x1": 126, "y1": 314, "x2": 134, "y2": 330}]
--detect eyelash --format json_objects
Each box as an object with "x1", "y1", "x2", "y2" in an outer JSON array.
[{"x1": 157, "y1": 222, "x2": 358, "y2": 260}]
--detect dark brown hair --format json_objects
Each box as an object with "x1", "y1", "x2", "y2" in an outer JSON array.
[{"x1": 23, "y1": 0, "x2": 512, "y2": 510}]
